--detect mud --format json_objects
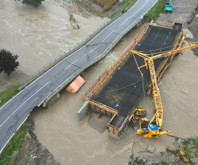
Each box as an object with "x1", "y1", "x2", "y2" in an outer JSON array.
[
  {"x1": 13, "y1": 119, "x2": 60, "y2": 165},
  {"x1": 29, "y1": 2, "x2": 198, "y2": 165},
  {"x1": 127, "y1": 1, "x2": 198, "y2": 164},
  {"x1": 1, "y1": 0, "x2": 198, "y2": 164},
  {"x1": 54, "y1": 0, "x2": 90, "y2": 16},
  {"x1": 73, "y1": 0, "x2": 121, "y2": 18},
  {"x1": 31, "y1": 25, "x2": 147, "y2": 165},
  {"x1": 0, "y1": 0, "x2": 108, "y2": 92},
  {"x1": 157, "y1": 0, "x2": 198, "y2": 24}
]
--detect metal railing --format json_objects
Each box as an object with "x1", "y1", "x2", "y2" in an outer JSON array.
[
  {"x1": 19, "y1": 13, "x2": 122, "y2": 91},
  {"x1": 42, "y1": 17, "x2": 146, "y2": 107}
]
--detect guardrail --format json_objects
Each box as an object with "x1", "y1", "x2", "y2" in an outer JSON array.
[
  {"x1": 42, "y1": 16, "x2": 145, "y2": 107},
  {"x1": 19, "y1": 13, "x2": 122, "y2": 91},
  {"x1": 0, "y1": 0, "x2": 160, "y2": 156},
  {"x1": 21, "y1": 0, "x2": 158, "y2": 107}
]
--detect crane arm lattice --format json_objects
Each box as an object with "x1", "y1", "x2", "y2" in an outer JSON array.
[{"x1": 131, "y1": 38, "x2": 198, "y2": 138}]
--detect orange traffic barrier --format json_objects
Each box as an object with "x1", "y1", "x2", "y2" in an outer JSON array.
[{"x1": 66, "y1": 75, "x2": 85, "y2": 93}]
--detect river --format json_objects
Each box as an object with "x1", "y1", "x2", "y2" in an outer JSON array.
[
  {"x1": 0, "y1": 0, "x2": 107, "y2": 91},
  {"x1": 1, "y1": 0, "x2": 198, "y2": 164}
]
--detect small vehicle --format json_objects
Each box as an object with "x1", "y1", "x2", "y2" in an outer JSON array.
[{"x1": 165, "y1": 0, "x2": 174, "y2": 12}]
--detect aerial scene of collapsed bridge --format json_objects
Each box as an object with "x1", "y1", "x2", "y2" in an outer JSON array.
[
  {"x1": 0, "y1": 0, "x2": 198, "y2": 164},
  {"x1": 81, "y1": 22, "x2": 198, "y2": 139}
]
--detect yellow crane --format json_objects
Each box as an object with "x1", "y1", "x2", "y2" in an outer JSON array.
[{"x1": 130, "y1": 37, "x2": 198, "y2": 138}]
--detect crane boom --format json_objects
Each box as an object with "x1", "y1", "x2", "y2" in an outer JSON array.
[
  {"x1": 130, "y1": 40, "x2": 198, "y2": 61},
  {"x1": 153, "y1": 41, "x2": 198, "y2": 60},
  {"x1": 130, "y1": 38, "x2": 198, "y2": 138},
  {"x1": 147, "y1": 58, "x2": 163, "y2": 128}
]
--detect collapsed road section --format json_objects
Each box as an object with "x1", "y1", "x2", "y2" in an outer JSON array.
[
  {"x1": 0, "y1": 0, "x2": 159, "y2": 154},
  {"x1": 79, "y1": 22, "x2": 187, "y2": 138}
]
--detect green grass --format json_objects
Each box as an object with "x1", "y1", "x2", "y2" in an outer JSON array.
[
  {"x1": 146, "y1": 0, "x2": 166, "y2": 20},
  {"x1": 111, "y1": 0, "x2": 137, "y2": 19},
  {"x1": 0, "y1": 123, "x2": 28, "y2": 165},
  {"x1": 182, "y1": 137, "x2": 198, "y2": 160},
  {"x1": 0, "y1": 85, "x2": 29, "y2": 165},
  {"x1": 0, "y1": 85, "x2": 20, "y2": 106},
  {"x1": 111, "y1": 0, "x2": 166, "y2": 20}
]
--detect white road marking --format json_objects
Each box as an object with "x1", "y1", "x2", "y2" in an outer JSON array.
[
  {"x1": 21, "y1": 18, "x2": 114, "y2": 90},
  {"x1": 0, "y1": 0, "x2": 157, "y2": 117},
  {"x1": 0, "y1": 89, "x2": 25, "y2": 111},
  {"x1": 64, "y1": 58, "x2": 80, "y2": 70},
  {"x1": 0, "y1": 0, "x2": 158, "y2": 154},
  {"x1": 119, "y1": 0, "x2": 149, "y2": 27},
  {"x1": 0, "y1": 115, "x2": 29, "y2": 154},
  {"x1": 45, "y1": 1, "x2": 156, "y2": 99},
  {"x1": 16, "y1": 116, "x2": 28, "y2": 131},
  {"x1": 0, "y1": 133, "x2": 14, "y2": 154},
  {"x1": 0, "y1": 81, "x2": 50, "y2": 128},
  {"x1": 63, "y1": 31, "x2": 115, "y2": 71},
  {"x1": 0, "y1": 26, "x2": 114, "y2": 113}
]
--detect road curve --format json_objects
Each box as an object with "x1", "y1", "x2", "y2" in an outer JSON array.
[{"x1": 0, "y1": 0, "x2": 158, "y2": 154}]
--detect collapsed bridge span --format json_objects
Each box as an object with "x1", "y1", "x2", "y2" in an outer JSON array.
[{"x1": 80, "y1": 22, "x2": 184, "y2": 138}]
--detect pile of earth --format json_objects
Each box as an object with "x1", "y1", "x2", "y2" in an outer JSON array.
[
  {"x1": 13, "y1": 119, "x2": 60, "y2": 165},
  {"x1": 128, "y1": 137, "x2": 198, "y2": 165}
]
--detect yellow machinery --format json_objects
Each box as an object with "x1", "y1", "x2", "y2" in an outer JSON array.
[
  {"x1": 177, "y1": 148, "x2": 191, "y2": 164},
  {"x1": 129, "y1": 107, "x2": 150, "y2": 130},
  {"x1": 107, "y1": 107, "x2": 147, "y2": 138},
  {"x1": 130, "y1": 36, "x2": 198, "y2": 138}
]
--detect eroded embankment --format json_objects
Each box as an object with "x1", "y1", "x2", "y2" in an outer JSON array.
[{"x1": 0, "y1": 0, "x2": 108, "y2": 164}]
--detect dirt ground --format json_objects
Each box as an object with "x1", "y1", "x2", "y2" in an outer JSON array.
[
  {"x1": 13, "y1": 120, "x2": 60, "y2": 165},
  {"x1": 31, "y1": 25, "x2": 147, "y2": 165},
  {"x1": 1, "y1": 0, "x2": 198, "y2": 164},
  {"x1": 0, "y1": 0, "x2": 107, "y2": 164},
  {"x1": 129, "y1": 1, "x2": 198, "y2": 164},
  {"x1": 157, "y1": 0, "x2": 198, "y2": 23},
  {"x1": 32, "y1": 4, "x2": 198, "y2": 164}
]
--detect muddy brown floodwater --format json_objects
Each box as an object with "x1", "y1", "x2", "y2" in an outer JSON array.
[
  {"x1": 32, "y1": 34, "x2": 198, "y2": 165},
  {"x1": 1, "y1": 0, "x2": 198, "y2": 164},
  {"x1": 31, "y1": 24, "x2": 147, "y2": 165},
  {"x1": 0, "y1": 0, "x2": 108, "y2": 92}
]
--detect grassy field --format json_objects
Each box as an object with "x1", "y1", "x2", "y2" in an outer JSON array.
[
  {"x1": 146, "y1": 0, "x2": 166, "y2": 20},
  {"x1": 0, "y1": 85, "x2": 20, "y2": 106},
  {"x1": 0, "y1": 85, "x2": 29, "y2": 165},
  {"x1": 111, "y1": 0, "x2": 166, "y2": 20},
  {"x1": 111, "y1": 0, "x2": 137, "y2": 18},
  {"x1": 0, "y1": 123, "x2": 28, "y2": 165}
]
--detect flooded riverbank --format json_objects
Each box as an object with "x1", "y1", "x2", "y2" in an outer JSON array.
[
  {"x1": 0, "y1": 0, "x2": 108, "y2": 92},
  {"x1": 31, "y1": 28, "x2": 198, "y2": 164},
  {"x1": 31, "y1": 25, "x2": 146, "y2": 165},
  {"x1": 1, "y1": 0, "x2": 198, "y2": 164}
]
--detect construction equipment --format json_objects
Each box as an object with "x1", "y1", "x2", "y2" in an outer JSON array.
[
  {"x1": 130, "y1": 34, "x2": 198, "y2": 138},
  {"x1": 129, "y1": 107, "x2": 147, "y2": 125},
  {"x1": 129, "y1": 107, "x2": 150, "y2": 131},
  {"x1": 107, "y1": 107, "x2": 147, "y2": 138},
  {"x1": 177, "y1": 148, "x2": 191, "y2": 164},
  {"x1": 85, "y1": 23, "x2": 198, "y2": 139},
  {"x1": 165, "y1": 0, "x2": 174, "y2": 12}
]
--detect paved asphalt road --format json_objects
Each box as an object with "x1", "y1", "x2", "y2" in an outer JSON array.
[{"x1": 0, "y1": 0, "x2": 158, "y2": 154}]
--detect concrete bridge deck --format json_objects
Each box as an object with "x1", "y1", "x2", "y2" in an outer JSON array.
[{"x1": 0, "y1": 0, "x2": 158, "y2": 154}]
